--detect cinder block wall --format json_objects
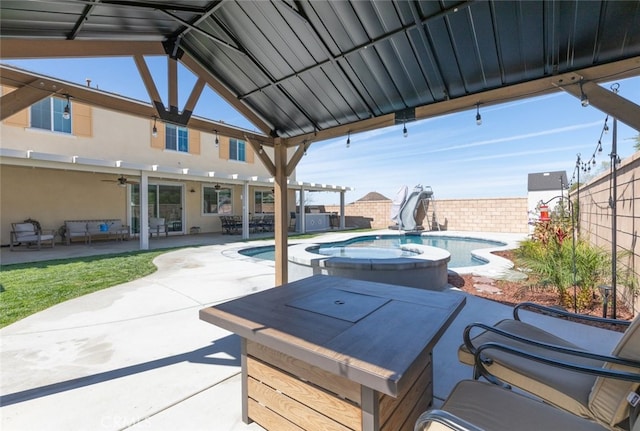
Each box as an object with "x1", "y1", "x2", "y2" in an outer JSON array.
[
  {"x1": 325, "y1": 200, "x2": 393, "y2": 229},
  {"x1": 434, "y1": 198, "x2": 528, "y2": 233},
  {"x1": 325, "y1": 197, "x2": 528, "y2": 233},
  {"x1": 573, "y1": 151, "x2": 640, "y2": 313}
]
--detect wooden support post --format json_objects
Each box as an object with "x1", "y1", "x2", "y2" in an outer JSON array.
[{"x1": 274, "y1": 138, "x2": 288, "y2": 285}]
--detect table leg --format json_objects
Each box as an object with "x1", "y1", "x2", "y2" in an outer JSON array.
[
  {"x1": 361, "y1": 386, "x2": 380, "y2": 430},
  {"x1": 241, "y1": 338, "x2": 250, "y2": 424}
]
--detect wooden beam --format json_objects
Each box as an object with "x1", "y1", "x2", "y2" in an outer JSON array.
[
  {"x1": 0, "y1": 39, "x2": 165, "y2": 58},
  {"x1": 0, "y1": 79, "x2": 62, "y2": 121},
  {"x1": 168, "y1": 57, "x2": 178, "y2": 112},
  {"x1": 0, "y1": 65, "x2": 270, "y2": 143},
  {"x1": 582, "y1": 82, "x2": 640, "y2": 132},
  {"x1": 286, "y1": 56, "x2": 640, "y2": 147},
  {"x1": 180, "y1": 54, "x2": 273, "y2": 135},
  {"x1": 133, "y1": 54, "x2": 164, "y2": 112},
  {"x1": 287, "y1": 114, "x2": 395, "y2": 147},
  {"x1": 245, "y1": 135, "x2": 275, "y2": 176},
  {"x1": 552, "y1": 76, "x2": 640, "y2": 132},
  {"x1": 286, "y1": 141, "x2": 308, "y2": 177},
  {"x1": 183, "y1": 77, "x2": 206, "y2": 115}
]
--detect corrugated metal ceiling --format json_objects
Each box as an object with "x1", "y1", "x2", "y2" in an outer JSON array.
[{"x1": 1, "y1": 0, "x2": 639, "y2": 138}]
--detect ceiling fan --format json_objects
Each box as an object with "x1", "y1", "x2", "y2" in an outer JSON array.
[{"x1": 101, "y1": 175, "x2": 138, "y2": 187}]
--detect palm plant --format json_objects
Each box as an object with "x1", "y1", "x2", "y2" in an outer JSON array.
[{"x1": 516, "y1": 205, "x2": 611, "y2": 311}]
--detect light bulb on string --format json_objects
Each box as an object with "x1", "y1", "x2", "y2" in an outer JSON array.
[
  {"x1": 152, "y1": 117, "x2": 158, "y2": 137},
  {"x1": 62, "y1": 95, "x2": 71, "y2": 120}
]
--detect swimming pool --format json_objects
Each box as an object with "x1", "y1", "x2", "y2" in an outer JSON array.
[
  {"x1": 240, "y1": 235, "x2": 505, "y2": 268},
  {"x1": 239, "y1": 233, "x2": 510, "y2": 291}
]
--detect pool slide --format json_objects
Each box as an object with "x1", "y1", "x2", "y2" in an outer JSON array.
[
  {"x1": 398, "y1": 185, "x2": 433, "y2": 231},
  {"x1": 389, "y1": 185, "x2": 408, "y2": 227}
]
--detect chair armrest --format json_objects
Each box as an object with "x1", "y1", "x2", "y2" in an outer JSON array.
[
  {"x1": 414, "y1": 409, "x2": 485, "y2": 431},
  {"x1": 474, "y1": 342, "x2": 640, "y2": 384},
  {"x1": 513, "y1": 302, "x2": 630, "y2": 327},
  {"x1": 463, "y1": 323, "x2": 640, "y2": 368}
]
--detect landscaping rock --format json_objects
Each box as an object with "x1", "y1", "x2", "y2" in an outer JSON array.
[
  {"x1": 474, "y1": 283, "x2": 502, "y2": 294},
  {"x1": 472, "y1": 276, "x2": 495, "y2": 284}
]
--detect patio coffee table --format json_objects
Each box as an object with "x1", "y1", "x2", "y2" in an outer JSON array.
[{"x1": 200, "y1": 274, "x2": 465, "y2": 431}]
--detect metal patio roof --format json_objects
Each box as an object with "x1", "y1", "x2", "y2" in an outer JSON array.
[{"x1": 1, "y1": 0, "x2": 640, "y2": 143}]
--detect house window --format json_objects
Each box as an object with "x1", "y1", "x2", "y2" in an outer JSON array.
[
  {"x1": 30, "y1": 97, "x2": 71, "y2": 133},
  {"x1": 166, "y1": 124, "x2": 189, "y2": 152},
  {"x1": 203, "y1": 186, "x2": 232, "y2": 214},
  {"x1": 254, "y1": 190, "x2": 275, "y2": 214},
  {"x1": 229, "y1": 138, "x2": 246, "y2": 162}
]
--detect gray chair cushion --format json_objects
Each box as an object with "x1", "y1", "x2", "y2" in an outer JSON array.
[{"x1": 433, "y1": 380, "x2": 608, "y2": 431}]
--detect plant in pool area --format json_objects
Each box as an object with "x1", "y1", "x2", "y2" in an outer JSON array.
[{"x1": 516, "y1": 203, "x2": 611, "y2": 311}]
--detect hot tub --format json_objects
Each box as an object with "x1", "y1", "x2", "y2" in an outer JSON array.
[{"x1": 287, "y1": 242, "x2": 451, "y2": 291}]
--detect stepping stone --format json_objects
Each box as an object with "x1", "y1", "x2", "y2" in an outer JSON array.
[
  {"x1": 500, "y1": 269, "x2": 529, "y2": 282},
  {"x1": 472, "y1": 276, "x2": 495, "y2": 284},
  {"x1": 474, "y1": 283, "x2": 502, "y2": 294}
]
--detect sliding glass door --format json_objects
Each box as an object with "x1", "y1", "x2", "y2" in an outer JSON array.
[{"x1": 130, "y1": 183, "x2": 184, "y2": 235}]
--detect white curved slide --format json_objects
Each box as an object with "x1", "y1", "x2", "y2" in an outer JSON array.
[{"x1": 398, "y1": 186, "x2": 433, "y2": 231}]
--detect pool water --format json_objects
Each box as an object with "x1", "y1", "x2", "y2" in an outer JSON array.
[{"x1": 240, "y1": 235, "x2": 505, "y2": 268}]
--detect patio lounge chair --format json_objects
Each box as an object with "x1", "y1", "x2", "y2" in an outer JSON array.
[
  {"x1": 459, "y1": 302, "x2": 640, "y2": 430},
  {"x1": 10, "y1": 222, "x2": 56, "y2": 250},
  {"x1": 149, "y1": 217, "x2": 168, "y2": 238},
  {"x1": 414, "y1": 380, "x2": 611, "y2": 431}
]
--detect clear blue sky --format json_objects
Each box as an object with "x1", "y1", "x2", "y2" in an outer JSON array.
[{"x1": 3, "y1": 57, "x2": 639, "y2": 205}]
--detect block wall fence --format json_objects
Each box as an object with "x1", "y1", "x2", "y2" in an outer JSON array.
[
  {"x1": 572, "y1": 151, "x2": 640, "y2": 314},
  {"x1": 324, "y1": 197, "x2": 529, "y2": 233}
]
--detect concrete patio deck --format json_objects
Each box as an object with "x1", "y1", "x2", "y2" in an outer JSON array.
[{"x1": 0, "y1": 230, "x2": 624, "y2": 430}]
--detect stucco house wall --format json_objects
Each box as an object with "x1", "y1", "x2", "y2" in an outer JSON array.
[{"x1": 0, "y1": 87, "x2": 297, "y2": 245}]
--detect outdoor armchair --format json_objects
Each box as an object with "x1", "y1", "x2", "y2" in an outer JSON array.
[
  {"x1": 414, "y1": 380, "x2": 609, "y2": 431},
  {"x1": 10, "y1": 222, "x2": 55, "y2": 250},
  {"x1": 459, "y1": 302, "x2": 640, "y2": 430},
  {"x1": 149, "y1": 217, "x2": 168, "y2": 238}
]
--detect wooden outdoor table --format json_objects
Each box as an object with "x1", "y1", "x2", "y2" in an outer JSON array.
[{"x1": 200, "y1": 275, "x2": 465, "y2": 431}]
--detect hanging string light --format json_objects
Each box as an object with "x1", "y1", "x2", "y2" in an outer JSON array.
[
  {"x1": 346, "y1": 131, "x2": 351, "y2": 148},
  {"x1": 475, "y1": 103, "x2": 482, "y2": 125},
  {"x1": 151, "y1": 116, "x2": 158, "y2": 137},
  {"x1": 580, "y1": 79, "x2": 589, "y2": 107},
  {"x1": 569, "y1": 115, "x2": 609, "y2": 186},
  {"x1": 214, "y1": 130, "x2": 219, "y2": 147},
  {"x1": 402, "y1": 118, "x2": 408, "y2": 138},
  {"x1": 62, "y1": 94, "x2": 71, "y2": 120}
]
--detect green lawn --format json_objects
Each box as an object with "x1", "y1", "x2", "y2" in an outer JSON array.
[
  {"x1": 0, "y1": 250, "x2": 168, "y2": 328},
  {"x1": 0, "y1": 230, "x2": 372, "y2": 329}
]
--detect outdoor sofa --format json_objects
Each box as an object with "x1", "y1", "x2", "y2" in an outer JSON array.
[{"x1": 65, "y1": 219, "x2": 129, "y2": 244}]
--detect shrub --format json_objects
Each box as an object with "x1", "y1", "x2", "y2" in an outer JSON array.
[{"x1": 517, "y1": 209, "x2": 611, "y2": 311}]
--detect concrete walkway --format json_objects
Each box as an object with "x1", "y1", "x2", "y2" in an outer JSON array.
[{"x1": 0, "y1": 231, "x2": 623, "y2": 430}]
